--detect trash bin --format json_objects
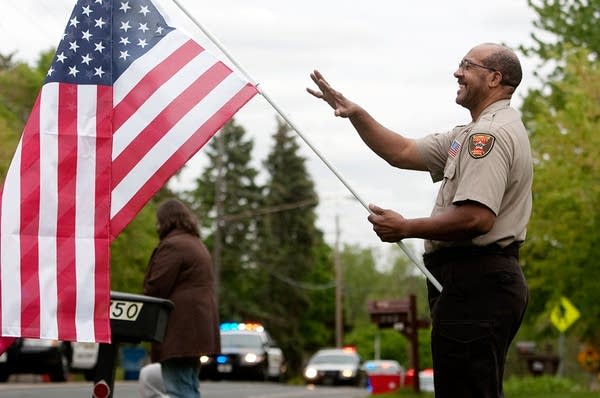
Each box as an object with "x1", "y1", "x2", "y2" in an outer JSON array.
[
  {"x1": 121, "y1": 346, "x2": 147, "y2": 380},
  {"x1": 368, "y1": 373, "x2": 402, "y2": 395},
  {"x1": 362, "y1": 360, "x2": 404, "y2": 395}
]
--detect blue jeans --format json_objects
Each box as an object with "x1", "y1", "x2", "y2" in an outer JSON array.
[{"x1": 161, "y1": 358, "x2": 201, "y2": 398}]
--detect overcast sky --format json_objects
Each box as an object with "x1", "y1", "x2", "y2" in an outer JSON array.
[{"x1": 1, "y1": 1, "x2": 541, "y2": 263}]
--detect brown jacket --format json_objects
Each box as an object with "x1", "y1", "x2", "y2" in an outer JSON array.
[{"x1": 143, "y1": 229, "x2": 220, "y2": 362}]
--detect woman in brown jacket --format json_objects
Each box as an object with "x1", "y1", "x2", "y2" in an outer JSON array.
[{"x1": 143, "y1": 198, "x2": 220, "y2": 398}]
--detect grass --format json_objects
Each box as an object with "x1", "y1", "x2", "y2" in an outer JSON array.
[
  {"x1": 373, "y1": 390, "x2": 598, "y2": 398},
  {"x1": 371, "y1": 375, "x2": 598, "y2": 398}
]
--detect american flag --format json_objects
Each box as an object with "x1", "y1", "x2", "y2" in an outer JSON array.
[
  {"x1": 448, "y1": 139, "x2": 462, "y2": 159},
  {"x1": 0, "y1": 0, "x2": 257, "y2": 348}
]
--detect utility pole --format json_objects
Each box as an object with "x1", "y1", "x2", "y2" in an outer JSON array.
[{"x1": 334, "y1": 213, "x2": 343, "y2": 348}]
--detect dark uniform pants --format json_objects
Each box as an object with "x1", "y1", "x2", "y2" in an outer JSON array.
[{"x1": 424, "y1": 244, "x2": 528, "y2": 398}]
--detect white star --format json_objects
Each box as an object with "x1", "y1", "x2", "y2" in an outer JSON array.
[
  {"x1": 56, "y1": 52, "x2": 67, "y2": 63},
  {"x1": 119, "y1": 36, "x2": 131, "y2": 45},
  {"x1": 119, "y1": 50, "x2": 130, "y2": 60},
  {"x1": 119, "y1": 2, "x2": 131, "y2": 13},
  {"x1": 82, "y1": 30, "x2": 92, "y2": 41},
  {"x1": 138, "y1": 22, "x2": 149, "y2": 33},
  {"x1": 47, "y1": 66, "x2": 55, "y2": 76},
  {"x1": 68, "y1": 66, "x2": 80, "y2": 77},
  {"x1": 94, "y1": 41, "x2": 105, "y2": 53},
  {"x1": 95, "y1": 0, "x2": 103, "y2": 4},
  {"x1": 81, "y1": 53, "x2": 93, "y2": 65},
  {"x1": 69, "y1": 41, "x2": 80, "y2": 52},
  {"x1": 139, "y1": 5, "x2": 150, "y2": 16},
  {"x1": 94, "y1": 66, "x2": 105, "y2": 78},
  {"x1": 82, "y1": 5, "x2": 93, "y2": 17},
  {"x1": 155, "y1": 26, "x2": 164, "y2": 35},
  {"x1": 120, "y1": 21, "x2": 131, "y2": 32},
  {"x1": 69, "y1": 17, "x2": 79, "y2": 27},
  {"x1": 95, "y1": 18, "x2": 106, "y2": 28},
  {"x1": 137, "y1": 38, "x2": 148, "y2": 48}
]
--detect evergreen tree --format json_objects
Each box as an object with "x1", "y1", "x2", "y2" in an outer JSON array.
[
  {"x1": 257, "y1": 117, "x2": 327, "y2": 373},
  {"x1": 187, "y1": 120, "x2": 263, "y2": 321}
]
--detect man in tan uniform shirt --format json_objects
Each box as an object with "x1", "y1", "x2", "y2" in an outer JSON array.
[{"x1": 308, "y1": 43, "x2": 531, "y2": 397}]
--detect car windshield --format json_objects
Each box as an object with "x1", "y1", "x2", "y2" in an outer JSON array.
[
  {"x1": 221, "y1": 333, "x2": 263, "y2": 349},
  {"x1": 311, "y1": 354, "x2": 357, "y2": 364}
]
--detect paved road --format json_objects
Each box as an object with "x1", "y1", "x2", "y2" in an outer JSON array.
[{"x1": 0, "y1": 379, "x2": 370, "y2": 398}]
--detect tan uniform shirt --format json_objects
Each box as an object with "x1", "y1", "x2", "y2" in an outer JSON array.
[{"x1": 416, "y1": 99, "x2": 533, "y2": 253}]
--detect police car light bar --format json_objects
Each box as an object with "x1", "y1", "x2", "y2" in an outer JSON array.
[{"x1": 220, "y1": 322, "x2": 265, "y2": 332}]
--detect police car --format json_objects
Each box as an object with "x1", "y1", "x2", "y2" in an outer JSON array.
[
  {"x1": 200, "y1": 322, "x2": 286, "y2": 381},
  {"x1": 0, "y1": 338, "x2": 71, "y2": 382},
  {"x1": 303, "y1": 347, "x2": 367, "y2": 386}
]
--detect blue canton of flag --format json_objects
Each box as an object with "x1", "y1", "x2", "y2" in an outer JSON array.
[
  {"x1": 46, "y1": 0, "x2": 174, "y2": 85},
  {"x1": 448, "y1": 139, "x2": 461, "y2": 159}
]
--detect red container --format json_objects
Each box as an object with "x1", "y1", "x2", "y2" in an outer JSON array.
[{"x1": 368, "y1": 373, "x2": 402, "y2": 395}]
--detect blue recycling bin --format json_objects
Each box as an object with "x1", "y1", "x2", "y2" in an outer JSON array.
[{"x1": 121, "y1": 346, "x2": 147, "y2": 380}]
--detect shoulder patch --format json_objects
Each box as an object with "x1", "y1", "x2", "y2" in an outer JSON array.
[{"x1": 468, "y1": 133, "x2": 495, "y2": 158}]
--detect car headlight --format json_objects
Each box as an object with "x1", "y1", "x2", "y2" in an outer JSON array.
[
  {"x1": 341, "y1": 368, "x2": 356, "y2": 378},
  {"x1": 242, "y1": 353, "x2": 264, "y2": 364},
  {"x1": 304, "y1": 367, "x2": 318, "y2": 379},
  {"x1": 199, "y1": 355, "x2": 211, "y2": 364}
]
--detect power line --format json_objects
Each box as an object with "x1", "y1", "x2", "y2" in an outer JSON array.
[
  {"x1": 219, "y1": 197, "x2": 319, "y2": 223},
  {"x1": 261, "y1": 265, "x2": 336, "y2": 291}
]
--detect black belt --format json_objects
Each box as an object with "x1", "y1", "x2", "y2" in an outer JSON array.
[{"x1": 423, "y1": 242, "x2": 520, "y2": 268}]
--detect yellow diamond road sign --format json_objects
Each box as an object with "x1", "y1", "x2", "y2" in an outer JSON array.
[{"x1": 550, "y1": 296, "x2": 580, "y2": 333}]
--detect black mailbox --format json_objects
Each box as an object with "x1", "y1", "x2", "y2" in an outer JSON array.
[
  {"x1": 92, "y1": 291, "x2": 174, "y2": 398},
  {"x1": 109, "y1": 291, "x2": 174, "y2": 343}
]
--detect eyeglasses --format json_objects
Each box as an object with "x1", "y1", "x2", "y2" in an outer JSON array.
[{"x1": 458, "y1": 59, "x2": 497, "y2": 72}]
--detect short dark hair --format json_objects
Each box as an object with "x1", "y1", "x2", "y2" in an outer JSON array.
[
  {"x1": 156, "y1": 198, "x2": 200, "y2": 239},
  {"x1": 484, "y1": 47, "x2": 522, "y2": 89}
]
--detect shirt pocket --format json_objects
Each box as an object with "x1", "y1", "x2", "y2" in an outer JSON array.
[{"x1": 436, "y1": 161, "x2": 457, "y2": 206}]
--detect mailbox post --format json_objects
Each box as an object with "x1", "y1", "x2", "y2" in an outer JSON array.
[
  {"x1": 367, "y1": 294, "x2": 430, "y2": 394},
  {"x1": 92, "y1": 291, "x2": 174, "y2": 398}
]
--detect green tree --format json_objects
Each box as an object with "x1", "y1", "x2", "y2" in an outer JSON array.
[
  {"x1": 342, "y1": 243, "x2": 432, "y2": 369},
  {"x1": 0, "y1": 50, "x2": 52, "y2": 181},
  {"x1": 524, "y1": 0, "x2": 600, "y2": 63},
  {"x1": 520, "y1": 49, "x2": 599, "y2": 342},
  {"x1": 109, "y1": 203, "x2": 158, "y2": 292},
  {"x1": 187, "y1": 120, "x2": 263, "y2": 320},
  {"x1": 340, "y1": 245, "x2": 381, "y2": 328},
  {"x1": 519, "y1": 1, "x2": 600, "y2": 345},
  {"x1": 257, "y1": 117, "x2": 327, "y2": 373}
]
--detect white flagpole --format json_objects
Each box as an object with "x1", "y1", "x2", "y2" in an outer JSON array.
[{"x1": 170, "y1": 0, "x2": 443, "y2": 293}]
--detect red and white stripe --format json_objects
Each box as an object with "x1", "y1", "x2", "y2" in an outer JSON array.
[
  {"x1": 110, "y1": 29, "x2": 257, "y2": 236},
  {"x1": 1, "y1": 83, "x2": 112, "y2": 343}
]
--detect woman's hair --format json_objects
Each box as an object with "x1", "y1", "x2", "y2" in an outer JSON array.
[{"x1": 156, "y1": 198, "x2": 200, "y2": 239}]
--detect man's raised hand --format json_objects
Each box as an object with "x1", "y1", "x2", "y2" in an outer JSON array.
[{"x1": 307, "y1": 70, "x2": 355, "y2": 118}]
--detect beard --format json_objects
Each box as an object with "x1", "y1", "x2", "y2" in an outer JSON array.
[{"x1": 455, "y1": 84, "x2": 478, "y2": 110}]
